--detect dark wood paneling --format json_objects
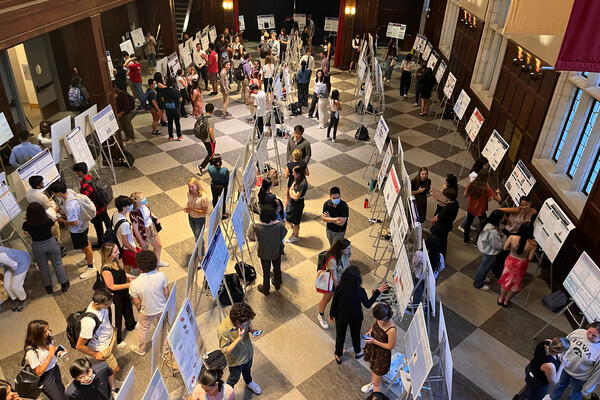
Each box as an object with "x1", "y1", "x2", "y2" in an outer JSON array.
[
  {"x1": 424, "y1": 0, "x2": 447, "y2": 49},
  {"x1": 101, "y1": 5, "x2": 132, "y2": 61},
  {"x1": 377, "y1": 0, "x2": 424, "y2": 51}
]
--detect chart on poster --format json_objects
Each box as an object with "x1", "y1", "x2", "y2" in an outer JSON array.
[
  {"x1": 131, "y1": 28, "x2": 146, "y2": 49},
  {"x1": 374, "y1": 116, "x2": 389, "y2": 154},
  {"x1": 453, "y1": 90, "x2": 471, "y2": 120},
  {"x1": 142, "y1": 369, "x2": 168, "y2": 400},
  {"x1": 443, "y1": 72, "x2": 457, "y2": 99},
  {"x1": 533, "y1": 198, "x2": 574, "y2": 262},
  {"x1": 412, "y1": 34, "x2": 427, "y2": 53},
  {"x1": 0, "y1": 172, "x2": 21, "y2": 230},
  {"x1": 65, "y1": 127, "x2": 95, "y2": 170},
  {"x1": 505, "y1": 160, "x2": 536, "y2": 205},
  {"x1": 166, "y1": 52, "x2": 181, "y2": 78},
  {"x1": 201, "y1": 225, "x2": 230, "y2": 300},
  {"x1": 257, "y1": 14, "x2": 276, "y2": 30},
  {"x1": 427, "y1": 50, "x2": 439, "y2": 70},
  {"x1": 324, "y1": 17, "x2": 339, "y2": 32},
  {"x1": 465, "y1": 107, "x2": 484, "y2": 141},
  {"x1": 563, "y1": 252, "x2": 600, "y2": 322},
  {"x1": 92, "y1": 104, "x2": 120, "y2": 144},
  {"x1": 383, "y1": 165, "x2": 401, "y2": 212},
  {"x1": 0, "y1": 112, "x2": 13, "y2": 146},
  {"x1": 435, "y1": 60, "x2": 447, "y2": 83},
  {"x1": 386, "y1": 22, "x2": 406, "y2": 39},
  {"x1": 377, "y1": 143, "x2": 393, "y2": 191},
  {"x1": 393, "y1": 246, "x2": 414, "y2": 319},
  {"x1": 482, "y1": 130, "x2": 509, "y2": 170},
  {"x1": 17, "y1": 149, "x2": 59, "y2": 191}
]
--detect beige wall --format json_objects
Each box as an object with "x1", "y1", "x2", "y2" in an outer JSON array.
[
  {"x1": 7, "y1": 45, "x2": 37, "y2": 107},
  {"x1": 460, "y1": 0, "x2": 489, "y2": 20}
]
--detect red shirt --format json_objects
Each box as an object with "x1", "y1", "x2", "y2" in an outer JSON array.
[
  {"x1": 128, "y1": 62, "x2": 142, "y2": 83},
  {"x1": 207, "y1": 51, "x2": 218, "y2": 73},
  {"x1": 466, "y1": 185, "x2": 495, "y2": 217},
  {"x1": 80, "y1": 174, "x2": 105, "y2": 214}
]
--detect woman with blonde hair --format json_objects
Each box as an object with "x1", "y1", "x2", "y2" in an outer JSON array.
[
  {"x1": 129, "y1": 192, "x2": 169, "y2": 268},
  {"x1": 184, "y1": 177, "x2": 210, "y2": 242},
  {"x1": 100, "y1": 242, "x2": 135, "y2": 348}
]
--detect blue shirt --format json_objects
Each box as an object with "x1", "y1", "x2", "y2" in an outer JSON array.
[
  {"x1": 296, "y1": 68, "x2": 312, "y2": 84},
  {"x1": 208, "y1": 165, "x2": 230, "y2": 185},
  {"x1": 9, "y1": 142, "x2": 42, "y2": 168},
  {"x1": 0, "y1": 246, "x2": 31, "y2": 275}
]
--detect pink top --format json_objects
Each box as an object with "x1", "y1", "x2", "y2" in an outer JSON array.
[{"x1": 190, "y1": 383, "x2": 235, "y2": 400}]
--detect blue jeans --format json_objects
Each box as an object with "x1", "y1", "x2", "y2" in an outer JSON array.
[
  {"x1": 473, "y1": 254, "x2": 496, "y2": 288},
  {"x1": 550, "y1": 370, "x2": 585, "y2": 400},
  {"x1": 188, "y1": 216, "x2": 205, "y2": 242},
  {"x1": 384, "y1": 58, "x2": 393, "y2": 80},
  {"x1": 227, "y1": 357, "x2": 253, "y2": 387},
  {"x1": 147, "y1": 53, "x2": 156, "y2": 67},
  {"x1": 413, "y1": 278, "x2": 425, "y2": 304}
]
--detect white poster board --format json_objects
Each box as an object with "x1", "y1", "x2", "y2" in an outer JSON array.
[
  {"x1": 73, "y1": 104, "x2": 98, "y2": 139},
  {"x1": 91, "y1": 104, "x2": 119, "y2": 144},
  {"x1": 167, "y1": 52, "x2": 182, "y2": 78},
  {"x1": 293, "y1": 14, "x2": 307, "y2": 29},
  {"x1": 208, "y1": 193, "x2": 224, "y2": 244},
  {"x1": 256, "y1": 135, "x2": 269, "y2": 170},
  {"x1": 130, "y1": 27, "x2": 146, "y2": 49},
  {"x1": 273, "y1": 74, "x2": 283, "y2": 100},
  {"x1": 374, "y1": 116, "x2": 389, "y2": 154},
  {"x1": 186, "y1": 37, "x2": 195, "y2": 54},
  {"x1": 438, "y1": 304, "x2": 453, "y2": 400},
  {"x1": 226, "y1": 156, "x2": 240, "y2": 206},
  {"x1": 412, "y1": 34, "x2": 427, "y2": 53},
  {"x1": 392, "y1": 246, "x2": 414, "y2": 319},
  {"x1": 435, "y1": 60, "x2": 447, "y2": 83},
  {"x1": 390, "y1": 198, "x2": 409, "y2": 256},
  {"x1": 65, "y1": 127, "x2": 95, "y2": 170},
  {"x1": 142, "y1": 369, "x2": 169, "y2": 400},
  {"x1": 178, "y1": 43, "x2": 193, "y2": 68},
  {"x1": 0, "y1": 172, "x2": 21, "y2": 230},
  {"x1": 239, "y1": 15, "x2": 246, "y2": 32},
  {"x1": 377, "y1": 143, "x2": 393, "y2": 191},
  {"x1": 564, "y1": 252, "x2": 600, "y2": 322},
  {"x1": 405, "y1": 304, "x2": 433, "y2": 399},
  {"x1": 383, "y1": 165, "x2": 401, "y2": 212},
  {"x1": 200, "y1": 33, "x2": 210, "y2": 51},
  {"x1": 324, "y1": 17, "x2": 339, "y2": 32},
  {"x1": 16, "y1": 149, "x2": 59, "y2": 191},
  {"x1": 357, "y1": 58, "x2": 368, "y2": 82},
  {"x1": 423, "y1": 42, "x2": 433, "y2": 61},
  {"x1": 186, "y1": 225, "x2": 204, "y2": 298},
  {"x1": 167, "y1": 298, "x2": 203, "y2": 393},
  {"x1": 427, "y1": 50, "x2": 439, "y2": 70},
  {"x1": 533, "y1": 198, "x2": 575, "y2": 262},
  {"x1": 208, "y1": 26, "x2": 218, "y2": 43},
  {"x1": 151, "y1": 282, "x2": 177, "y2": 373},
  {"x1": 482, "y1": 129, "x2": 509, "y2": 171},
  {"x1": 157, "y1": 57, "x2": 168, "y2": 78},
  {"x1": 257, "y1": 14, "x2": 276, "y2": 30},
  {"x1": 0, "y1": 112, "x2": 14, "y2": 147},
  {"x1": 465, "y1": 107, "x2": 484, "y2": 142},
  {"x1": 115, "y1": 367, "x2": 135, "y2": 400},
  {"x1": 422, "y1": 239, "x2": 436, "y2": 317},
  {"x1": 364, "y1": 78, "x2": 373, "y2": 109},
  {"x1": 119, "y1": 40, "x2": 135, "y2": 57},
  {"x1": 242, "y1": 155, "x2": 257, "y2": 201},
  {"x1": 201, "y1": 225, "x2": 230, "y2": 300},
  {"x1": 443, "y1": 72, "x2": 457, "y2": 99},
  {"x1": 50, "y1": 115, "x2": 71, "y2": 164},
  {"x1": 107, "y1": 51, "x2": 115, "y2": 81},
  {"x1": 386, "y1": 22, "x2": 406, "y2": 40},
  {"x1": 505, "y1": 160, "x2": 536, "y2": 205},
  {"x1": 231, "y1": 195, "x2": 251, "y2": 253},
  {"x1": 453, "y1": 89, "x2": 471, "y2": 120}
]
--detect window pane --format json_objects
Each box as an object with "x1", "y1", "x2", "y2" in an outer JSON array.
[
  {"x1": 568, "y1": 100, "x2": 600, "y2": 178},
  {"x1": 582, "y1": 71, "x2": 589, "y2": 78},
  {"x1": 553, "y1": 88, "x2": 582, "y2": 161},
  {"x1": 584, "y1": 150, "x2": 600, "y2": 195}
]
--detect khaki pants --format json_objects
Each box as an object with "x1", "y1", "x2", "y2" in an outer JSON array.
[
  {"x1": 99, "y1": 330, "x2": 118, "y2": 371},
  {"x1": 241, "y1": 78, "x2": 250, "y2": 104},
  {"x1": 222, "y1": 92, "x2": 229, "y2": 114}
]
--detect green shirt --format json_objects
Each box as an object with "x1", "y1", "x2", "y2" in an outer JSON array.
[{"x1": 217, "y1": 317, "x2": 254, "y2": 367}]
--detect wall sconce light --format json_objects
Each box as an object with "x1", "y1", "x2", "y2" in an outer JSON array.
[
  {"x1": 222, "y1": 1, "x2": 233, "y2": 10},
  {"x1": 345, "y1": 6, "x2": 356, "y2": 15}
]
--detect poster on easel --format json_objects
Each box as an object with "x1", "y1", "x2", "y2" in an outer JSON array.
[
  {"x1": 200, "y1": 33, "x2": 210, "y2": 51},
  {"x1": 242, "y1": 155, "x2": 257, "y2": 201},
  {"x1": 92, "y1": 104, "x2": 120, "y2": 144},
  {"x1": 293, "y1": 14, "x2": 306, "y2": 29},
  {"x1": 390, "y1": 198, "x2": 409, "y2": 252},
  {"x1": 231, "y1": 195, "x2": 251, "y2": 253},
  {"x1": 422, "y1": 42, "x2": 433, "y2": 61},
  {"x1": 533, "y1": 198, "x2": 575, "y2": 263},
  {"x1": 0, "y1": 112, "x2": 14, "y2": 146},
  {"x1": 202, "y1": 25, "x2": 209, "y2": 35},
  {"x1": 392, "y1": 246, "x2": 414, "y2": 319},
  {"x1": 130, "y1": 27, "x2": 146, "y2": 49},
  {"x1": 465, "y1": 107, "x2": 484, "y2": 142},
  {"x1": 357, "y1": 58, "x2": 368, "y2": 82},
  {"x1": 65, "y1": 127, "x2": 95, "y2": 170},
  {"x1": 443, "y1": 72, "x2": 457, "y2": 99},
  {"x1": 0, "y1": 172, "x2": 21, "y2": 230},
  {"x1": 383, "y1": 165, "x2": 400, "y2": 212},
  {"x1": 364, "y1": 78, "x2": 373, "y2": 109},
  {"x1": 453, "y1": 89, "x2": 471, "y2": 120},
  {"x1": 186, "y1": 225, "x2": 204, "y2": 298},
  {"x1": 119, "y1": 39, "x2": 135, "y2": 57},
  {"x1": 505, "y1": 160, "x2": 536, "y2": 205},
  {"x1": 74, "y1": 104, "x2": 98, "y2": 139},
  {"x1": 178, "y1": 43, "x2": 193, "y2": 68},
  {"x1": 115, "y1": 367, "x2": 134, "y2": 400},
  {"x1": 157, "y1": 57, "x2": 168, "y2": 78},
  {"x1": 374, "y1": 116, "x2": 389, "y2": 154},
  {"x1": 208, "y1": 194, "x2": 224, "y2": 245},
  {"x1": 50, "y1": 115, "x2": 72, "y2": 164},
  {"x1": 166, "y1": 52, "x2": 182, "y2": 78},
  {"x1": 208, "y1": 26, "x2": 218, "y2": 43},
  {"x1": 256, "y1": 134, "x2": 269, "y2": 170},
  {"x1": 150, "y1": 282, "x2": 177, "y2": 372},
  {"x1": 481, "y1": 130, "x2": 509, "y2": 171},
  {"x1": 427, "y1": 50, "x2": 439, "y2": 70},
  {"x1": 142, "y1": 369, "x2": 169, "y2": 400},
  {"x1": 226, "y1": 156, "x2": 240, "y2": 205},
  {"x1": 201, "y1": 225, "x2": 230, "y2": 300},
  {"x1": 386, "y1": 22, "x2": 406, "y2": 40},
  {"x1": 438, "y1": 304, "x2": 453, "y2": 400},
  {"x1": 563, "y1": 252, "x2": 600, "y2": 322},
  {"x1": 167, "y1": 298, "x2": 204, "y2": 393},
  {"x1": 435, "y1": 60, "x2": 447, "y2": 83},
  {"x1": 257, "y1": 14, "x2": 276, "y2": 30},
  {"x1": 324, "y1": 17, "x2": 339, "y2": 32},
  {"x1": 16, "y1": 149, "x2": 60, "y2": 191},
  {"x1": 106, "y1": 51, "x2": 115, "y2": 81},
  {"x1": 422, "y1": 239, "x2": 436, "y2": 317},
  {"x1": 186, "y1": 37, "x2": 195, "y2": 54},
  {"x1": 239, "y1": 15, "x2": 246, "y2": 32},
  {"x1": 412, "y1": 34, "x2": 427, "y2": 53},
  {"x1": 406, "y1": 304, "x2": 433, "y2": 399},
  {"x1": 377, "y1": 143, "x2": 393, "y2": 191}
]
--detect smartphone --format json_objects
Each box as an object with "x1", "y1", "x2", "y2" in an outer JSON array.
[
  {"x1": 362, "y1": 334, "x2": 371, "y2": 340},
  {"x1": 56, "y1": 345, "x2": 66, "y2": 356},
  {"x1": 252, "y1": 330, "x2": 263, "y2": 337}
]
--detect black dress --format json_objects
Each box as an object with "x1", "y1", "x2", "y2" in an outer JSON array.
[
  {"x1": 411, "y1": 178, "x2": 431, "y2": 223},
  {"x1": 364, "y1": 321, "x2": 395, "y2": 375},
  {"x1": 286, "y1": 180, "x2": 307, "y2": 225},
  {"x1": 520, "y1": 340, "x2": 561, "y2": 400},
  {"x1": 102, "y1": 265, "x2": 136, "y2": 342}
]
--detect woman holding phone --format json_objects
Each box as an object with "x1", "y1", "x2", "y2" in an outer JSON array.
[{"x1": 362, "y1": 303, "x2": 397, "y2": 394}]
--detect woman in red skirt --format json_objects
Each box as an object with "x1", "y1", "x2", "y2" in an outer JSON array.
[{"x1": 498, "y1": 222, "x2": 537, "y2": 307}]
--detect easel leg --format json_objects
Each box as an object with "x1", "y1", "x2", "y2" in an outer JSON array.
[{"x1": 533, "y1": 300, "x2": 574, "y2": 338}]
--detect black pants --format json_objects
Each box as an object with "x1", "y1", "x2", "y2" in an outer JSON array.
[
  {"x1": 91, "y1": 210, "x2": 112, "y2": 245},
  {"x1": 415, "y1": 81, "x2": 422, "y2": 103},
  {"x1": 327, "y1": 112, "x2": 339, "y2": 139},
  {"x1": 298, "y1": 82, "x2": 310, "y2": 108},
  {"x1": 227, "y1": 357, "x2": 253, "y2": 387},
  {"x1": 113, "y1": 290, "x2": 136, "y2": 343},
  {"x1": 200, "y1": 141, "x2": 215, "y2": 169},
  {"x1": 179, "y1": 88, "x2": 188, "y2": 116},
  {"x1": 463, "y1": 211, "x2": 486, "y2": 243},
  {"x1": 256, "y1": 115, "x2": 264, "y2": 136},
  {"x1": 431, "y1": 223, "x2": 450, "y2": 258},
  {"x1": 166, "y1": 109, "x2": 181, "y2": 138},
  {"x1": 400, "y1": 70, "x2": 412, "y2": 96},
  {"x1": 260, "y1": 256, "x2": 282, "y2": 293},
  {"x1": 211, "y1": 183, "x2": 228, "y2": 213},
  {"x1": 335, "y1": 319, "x2": 362, "y2": 357},
  {"x1": 308, "y1": 93, "x2": 319, "y2": 118},
  {"x1": 40, "y1": 364, "x2": 67, "y2": 400}
]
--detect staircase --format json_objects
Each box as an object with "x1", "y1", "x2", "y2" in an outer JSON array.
[{"x1": 174, "y1": 0, "x2": 189, "y2": 39}]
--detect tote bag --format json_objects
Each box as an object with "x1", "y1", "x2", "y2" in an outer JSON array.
[{"x1": 316, "y1": 256, "x2": 335, "y2": 293}]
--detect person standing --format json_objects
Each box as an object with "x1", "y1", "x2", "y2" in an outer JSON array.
[
  {"x1": 419, "y1": 68, "x2": 436, "y2": 116},
  {"x1": 323, "y1": 37, "x2": 333, "y2": 62},
  {"x1": 23, "y1": 320, "x2": 67, "y2": 400},
  {"x1": 48, "y1": 181, "x2": 95, "y2": 280},
  {"x1": 398, "y1": 54, "x2": 414, "y2": 96},
  {"x1": 362, "y1": 303, "x2": 397, "y2": 394},
  {"x1": 320, "y1": 52, "x2": 330, "y2": 76},
  {"x1": 124, "y1": 55, "x2": 143, "y2": 106},
  {"x1": 193, "y1": 43, "x2": 209, "y2": 91},
  {"x1": 322, "y1": 187, "x2": 349, "y2": 245},
  {"x1": 286, "y1": 125, "x2": 312, "y2": 163},
  {"x1": 411, "y1": 236, "x2": 444, "y2": 304},
  {"x1": 25, "y1": 176, "x2": 61, "y2": 243},
  {"x1": 430, "y1": 187, "x2": 459, "y2": 258},
  {"x1": 220, "y1": 61, "x2": 232, "y2": 119},
  {"x1": 306, "y1": 69, "x2": 324, "y2": 120},
  {"x1": 176, "y1": 69, "x2": 190, "y2": 118},
  {"x1": 190, "y1": 79, "x2": 203, "y2": 119},
  {"x1": 111, "y1": 195, "x2": 140, "y2": 273},
  {"x1": 410, "y1": 167, "x2": 431, "y2": 223},
  {"x1": 240, "y1": 54, "x2": 252, "y2": 105},
  {"x1": 261, "y1": 55, "x2": 275, "y2": 103},
  {"x1": 284, "y1": 149, "x2": 309, "y2": 206},
  {"x1": 252, "y1": 84, "x2": 267, "y2": 136},
  {"x1": 349, "y1": 34, "x2": 361, "y2": 73},
  {"x1": 145, "y1": 31, "x2": 157, "y2": 71},
  {"x1": 154, "y1": 72, "x2": 169, "y2": 128},
  {"x1": 0, "y1": 246, "x2": 31, "y2": 311},
  {"x1": 129, "y1": 250, "x2": 169, "y2": 356},
  {"x1": 68, "y1": 76, "x2": 90, "y2": 113},
  {"x1": 498, "y1": 222, "x2": 537, "y2": 307},
  {"x1": 129, "y1": 192, "x2": 168, "y2": 268},
  {"x1": 198, "y1": 103, "x2": 216, "y2": 175},
  {"x1": 73, "y1": 162, "x2": 112, "y2": 249},
  {"x1": 458, "y1": 157, "x2": 490, "y2": 233},
  {"x1": 207, "y1": 43, "x2": 219, "y2": 95},
  {"x1": 317, "y1": 238, "x2": 352, "y2": 329},
  {"x1": 269, "y1": 32, "x2": 280, "y2": 65},
  {"x1": 472, "y1": 210, "x2": 505, "y2": 291},
  {"x1": 285, "y1": 166, "x2": 308, "y2": 243},
  {"x1": 9, "y1": 131, "x2": 42, "y2": 168},
  {"x1": 147, "y1": 79, "x2": 161, "y2": 135},
  {"x1": 300, "y1": 49, "x2": 315, "y2": 72},
  {"x1": 217, "y1": 303, "x2": 262, "y2": 394},
  {"x1": 414, "y1": 61, "x2": 427, "y2": 106},
  {"x1": 162, "y1": 77, "x2": 182, "y2": 141},
  {"x1": 307, "y1": 15, "x2": 315, "y2": 52},
  {"x1": 254, "y1": 206, "x2": 288, "y2": 296},
  {"x1": 383, "y1": 42, "x2": 398, "y2": 83},
  {"x1": 331, "y1": 266, "x2": 388, "y2": 364},
  {"x1": 317, "y1": 75, "x2": 330, "y2": 129},
  {"x1": 184, "y1": 177, "x2": 210, "y2": 243},
  {"x1": 326, "y1": 89, "x2": 341, "y2": 141},
  {"x1": 114, "y1": 79, "x2": 135, "y2": 144},
  {"x1": 66, "y1": 358, "x2": 115, "y2": 400},
  {"x1": 463, "y1": 170, "x2": 502, "y2": 244},
  {"x1": 296, "y1": 61, "x2": 311, "y2": 113},
  {"x1": 208, "y1": 154, "x2": 229, "y2": 218}
]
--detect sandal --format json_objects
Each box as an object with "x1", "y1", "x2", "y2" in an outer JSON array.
[
  {"x1": 502, "y1": 301, "x2": 511, "y2": 308},
  {"x1": 497, "y1": 297, "x2": 503, "y2": 306},
  {"x1": 335, "y1": 355, "x2": 342, "y2": 364}
]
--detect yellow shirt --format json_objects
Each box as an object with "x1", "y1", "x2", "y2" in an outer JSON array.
[{"x1": 217, "y1": 317, "x2": 254, "y2": 367}]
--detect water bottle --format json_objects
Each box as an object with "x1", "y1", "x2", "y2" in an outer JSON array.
[
  {"x1": 368, "y1": 179, "x2": 376, "y2": 191},
  {"x1": 364, "y1": 198, "x2": 369, "y2": 208}
]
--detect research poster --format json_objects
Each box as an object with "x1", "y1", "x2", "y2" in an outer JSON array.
[
  {"x1": 167, "y1": 298, "x2": 203, "y2": 393},
  {"x1": 242, "y1": 155, "x2": 257, "y2": 202},
  {"x1": 226, "y1": 156, "x2": 240, "y2": 205},
  {"x1": 412, "y1": 34, "x2": 427, "y2": 53},
  {"x1": 50, "y1": 115, "x2": 71, "y2": 164},
  {"x1": 481, "y1": 130, "x2": 510, "y2": 171},
  {"x1": 563, "y1": 252, "x2": 600, "y2": 322},
  {"x1": 142, "y1": 369, "x2": 168, "y2": 400},
  {"x1": 16, "y1": 149, "x2": 59, "y2": 191},
  {"x1": 231, "y1": 195, "x2": 251, "y2": 252},
  {"x1": 386, "y1": 22, "x2": 406, "y2": 40},
  {"x1": 374, "y1": 116, "x2": 389, "y2": 154},
  {"x1": 390, "y1": 197, "x2": 409, "y2": 256},
  {"x1": 201, "y1": 225, "x2": 230, "y2": 300},
  {"x1": 505, "y1": 160, "x2": 536, "y2": 205},
  {"x1": 0, "y1": 112, "x2": 13, "y2": 146},
  {"x1": 427, "y1": 50, "x2": 439, "y2": 71},
  {"x1": 406, "y1": 304, "x2": 433, "y2": 399},
  {"x1": 435, "y1": 60, "x2": 447, "y2": 83},
  {"x1": 0, "y1": 172, "x2": 21, "y2": 230},
  {"x1": 443, "y1": 72, "x2": 457, "y2": 99},
  {"x1": 423, "y1": 42, "x2": 433, "y2": 61},
  {"x1": 422, "y1": 239, "x2": 436, "y2": 317},
  {"x1": 453, "y1": 89, "x2": 471, "y2": 120},
  {"x1": 324, "y1": 17, "x2": 339, "y2": 32},
  {"x1": 238, "y1": 15, "x2": 246, "y2": 32},
  {"x1": 115, "y1": 367, "x2": 135, "y2": 400},
  {"x1": 293, "y1": 13, "x2": 306, "y2": 29},
  {"x1": 257, "y1": 14, "x2": 275, "y2": 30},
  {"x1": 119, "y1": 40, "x2": 135, "y2": 57},
  {"x1": 208, "y1": 26, "x2": 218, "y2": 43},
  {"x1": 186, "y1": 225, "x2": 204, "y2": 298},
  {"x1": 65, "y1": 127, "x2": 95, "y2": 170},
  {"x1": 357, "y1": 58, "x2": 368, "y2": 82},
  {"x1": 438, "y1": 304, "x2": 454, "y2": 400},
  {"x1": 465, "y1": 107, "x2": 484, "y2": 142},
  {"x1": 91, "y1": 104, "x2": 119, "y2": 144},
  {"x1": 73, "y1": 104, "x2": 98, "y2": 139},
  {"x1": 392, "y1": 246, "x2": 414, "y2": 319},
  {"x1": 208, "y1": 194, "x2": 223, "y2": 245},
  {"x1": 178, "y1": 43, "x2": 193, "y2": 68},
  {"x1": 200, "y1": 33, "x2": 210, "y2": 51},
  {"x1": 383, "y1": 164, "x2": 401, "y2": 212},
  {"x1": 364, "y1": 78, "x2": 373, "y2": 109},
  {"x1": 130, "y1": 27, "x2": 146, "y2": 49},
  {"x1": 167, "y1": 51, "x2": 182, "y2": 78},
  {"x1": 377, "y1": 143, "x2": 393, "y2": 191},
  {"x1": 533, "y1": 198, "x2": 575, "y2": 262}
]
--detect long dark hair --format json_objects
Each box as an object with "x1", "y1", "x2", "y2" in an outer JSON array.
[
  {"x1": 199, "y1": 368, "x2": 224, "y2": 392},
  {"x1": 258, "y1": 178, "x2": 272, "y2": 204},
  {"x1": 411, "y1": 167, "x2": 429, "y2": 186},
  {"x1": 26, "y1": 202, "x2": 51, "y2": 227},
  {"x1": 153, "y1": 72, "x2": 165, "y2": 85},
  {"x1": 466, "y1": 170, "x2": 490, "y2": 199},
  {"x1": 292, "y1": 165, "x2": 306, "y2": 187},
  {"x1": 337, "y1": 266, "x2": 362, "y2": 296},
  {"x1": 516, "y1": 221, "x2": 534, "y2": 255},
  {"x1": 425, "y1": 236, "x2": 443, "y2": 273},
  {"x1": 471, "y1": 157, "x2": 489, "y2": 174},
  {"x1": 25, "y1": 320, "x2": 52, "y2": 350},
  {"x1": 445, "y1": 174, "x2": 458, "y2": 189},
  {"x1": 479, "y1": 209, "x2": 505, "y2": 237},
  {"x1": 331, "y1": 89, "x2": 340, "y2": 101},
  {"x1": 324, "y1": 74, "x2": 331, "y2": 93},
  {"x1": 325, "y1": 238, "x2": 351, "y2": 263},
  {"x1": 315, "y1": 69, "x2": 324, "y2": 83},
  {"x1": 0, "y1": 380, "x2": 11, "y2": 400}
]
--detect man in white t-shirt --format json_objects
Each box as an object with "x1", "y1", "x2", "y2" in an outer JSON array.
[
  {"x1": 112, "y1": 195, "x2": 141, "y2": 273},
  {"x1": 250, "y1": 84, "x2": 267, "y2": 137},
  {"x1": 193, "y1": 42, "x2": 209, "y2": 91},
  {"x1": 129, "y1": 250, "x2": 169, "y2": 356},
  {"x1": 76, "y1": 289, "x2": 119, "y2": 375}
]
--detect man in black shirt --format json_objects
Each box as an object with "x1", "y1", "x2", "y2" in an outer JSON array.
[
  {"x1": 322, "y1": 187, "x2": 349, "y2": 245},
  {"x1": 66, "y1": 358, "x2": 115, "y2": 400},
  {"x1": 161, "y1": 77, "x2": 182, "y2": 141}
]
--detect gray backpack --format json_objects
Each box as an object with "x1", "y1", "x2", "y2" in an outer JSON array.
[{"x1": 541, "y1": 291, "x2": 568, "y2": 312}]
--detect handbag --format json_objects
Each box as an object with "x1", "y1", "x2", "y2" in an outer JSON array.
[
  {"x1": 316, "y1": 261, "x2": 333, "y2": 294},
  {"x1": 14, "y1": 348, "x2": 43, "y2": 399},
  {"x1": 151, "y1": 215, "x2": 162, "y2": 233}
]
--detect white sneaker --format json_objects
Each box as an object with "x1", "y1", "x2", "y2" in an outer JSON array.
[
  {"x1": 157, "y1": 261, "x2": 170, "y2": 268},
  {"x1": 246, "y1": 382, "x2": 262, "y2": 395},
  {"x1": 483, "y1": 277, "x2": 491, "y2": 283},
  {"x1": 479, "y1": 285, "x2": 490, "y2": 291},
  {"x1": 135, "y1": 322, "x2": 140, "y2": 330},
  {"x1": 286, "y1": 236, "x2": 299, "y2": 243},
  {"x1": 317, "y1": 314, "x2": 329, "y2": 329},
  {"x1": 361, "y1": 383, "x2": 374, "y2": 394},
  {"x1": 542, "y1": 395, "x2": 551, "y2": 400},
  {"x1": 305, "y1": 114, "x2": 310, "y2": 119},
  {"x1": 130, "y1": 345, "x2": 146, "y2": 356},
  {"x1": 117, "y1": 341, "x2": 127, "y2": 349},
  {"x1": 77, "y1": 258, "x2": 94, "y2": 266},
  {"x1": 413, "y1": 103, "x2": 418, "y2": 106},
  {"x1": 457, "y1": 226, "x2": 465, "y2": 233},
  {"x1": 79, "y1": 268, "x2": 96, "y2": 279},
  {"x1": 331, "y1": 138, "x2": 336, "y2": 143}
]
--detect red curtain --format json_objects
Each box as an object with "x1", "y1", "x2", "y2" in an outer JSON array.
[
  {"x1": 335, "y1": 0, "x2": 346, "y2": 67},
  {"x1": 234, "y1": 0, "x2": 240, "y2": 33},
  {"x1": 555, "y1": 0, "x2": 600, "y2": 72}
]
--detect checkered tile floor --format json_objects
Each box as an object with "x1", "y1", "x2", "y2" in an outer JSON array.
[{"x1": 0, "y1": 44, "x2": 578, "y2": 400}]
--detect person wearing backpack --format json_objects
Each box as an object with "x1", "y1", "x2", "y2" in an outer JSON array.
[
  {"x1": 317, "y1": 238, "x2": 351, "y2": 329},
  {"x1": 253, "y1": 206, "x2": 288, "y2": 296},
  {"x1": 75, "y1": 289, "x2": 120, "y2": 375},
  {"x1": 68, "y1": 75, "x2": 90, "y2": 113},
  {"x1": 48, "y1": 181, "x2": 96, "y2": 280},
  {"x1": 111, "y1": 195, "x2": 141, "y2": 273},
  {"x1": 161, "y1": 77, "x2": 183, "y2": 141},
  {"x1": 146, "y1": 79, "x2": 161, "y2": 135},
  {"x1": 114, "y1": 79, "x2": 136, "y2": 144},
  {"x1": 73, "y1": 163, "x2": 112, "y2": 250},
  {"x1": 197, "y1": 103, "x2": 217, "y2": 176},
  {"x1": 240, "y1": 54, "x2": 252, "y2": 105}
]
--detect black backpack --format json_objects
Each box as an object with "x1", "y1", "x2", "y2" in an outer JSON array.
[
  {"x1": 235, "y1": 262, "x2": 257, "y2": 284},
  {"x1": 235, "y1": 62, "x2": 246, "y2": 81},
  {"x1": 194, "y1": 115, "x2": 210, "y2": 141},
  {"x1": 355, "y1": 125, "x2": 369, "y2": 141},
  {"x1": 83, "y1": 176, "x2": 113, "y2": 208},
  {"x1": 101, "y1": 219, "x2": 128, "y2": 254},
  {"x1": 218, "y1": 273, "x2": 244, "y2": 305},
  {"x1": 260, "y1": 43, "x2": 270, "y2": 59},
  {"x1": 316, "y1": 250, "x2": 328, "y2": 272},
  {"x1": 66, "y1": 309, "x2": 110, "y2": 349}
]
